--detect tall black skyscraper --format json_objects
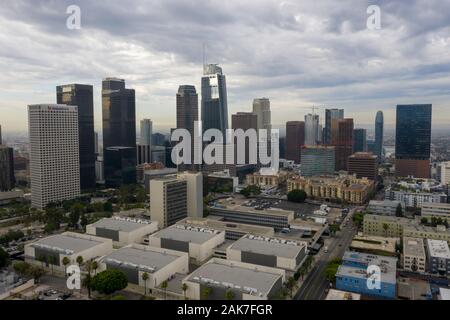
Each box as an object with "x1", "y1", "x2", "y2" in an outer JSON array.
[
  {"x1": 353, "y1": 128, "x2": 367, "y2": 153},
  {"x1": 0, "y1": 146, "x2": 15, "y2": 191},
  {"x1": 324, "y1": 109, "x2": 344, "y2": 145},
  {"x1": 395, "y1": 104, "x2": 432, "y2": 178},
  {"x1": 374, "y1": 111, "x2": 384, "y2": 160},
  {"x1": 57, "y1": 84, "x2": 96, "y2": 190},
  {"x1": 102, "y1": 78, "x2": 137, "y2": 187}
]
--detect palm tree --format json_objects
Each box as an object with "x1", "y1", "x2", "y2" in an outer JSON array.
[
  {"x1": 84, "y1": 260, "x2": 93, "y2": 298},
  {"x1": 92, "y1": 261, "x2": 98, "y2": 275},
  {"x1": 76, "y1": 256, "x2": 84, "y2": 268},
  {"x1": 161, "y1": 280, "x2": 168, "y2": 300},
  {"x1": 201, "y1": 287, "x2": 212, "y2": 300},
  {"x1": 382, "y1": 223, "x2": 389, "y2": 237},
  {"x1": 286, "y1": 277, "x2": 296, "y2": 298},
  {"x1": 142, "y1": 272, "x2": 149, "y2": 296},
  {"x1": 62, "y1": 257, "x2": 70, "y2": 278},
  {"x1": 37, "y1": 255, "x2": 46, "y2": 268},
  {"x1": 225, "y1": 289, "x2": 234, "y2": 301},
  {"x1": 181, "y1": 283, "x2": 188, "y2": 300},
  {"x1": 48, "y1": 256, "x2": 56, "y2": 275}
]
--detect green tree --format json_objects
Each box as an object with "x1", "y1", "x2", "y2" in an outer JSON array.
[
  {"x1": 201, "y1": 287, "x2": 212, "y2": 300},
  {"x1": 48, "y1": 256, "x2": 56, "y2": 275},
  {"x1": 324, "y1": 258, "x2": 342, "y2": 284},
  {"x1": 69, "y1": 203, "x2": 84, "y2": 229},
  {"x1": 0, "y1": 247, "x2": 10, "y2": 269},
  {"x1": 182, "y1": 283, "x2": 188, "y2": 300},
  {"x1": 62, "y1": 257, "x2": 70, "y2": 278},
  {"x1": 225, "y1": 289, "x2": 235, "y2": 301},
  {"x1": 329, "y1": 224, "x2": 340, "y2": 236},
  {"x1": 161, "y1": 280, "x2": 168, "y2": 300},
  {"x1": 395, "y1": 204, "x2": 403, "y2": 217},
  {"x1": 287, "y1": 190, "x2": 307, "y2": 203},
  {"x1": 92, "y1": 261, "x2": 98, "y2": 275},
  {"x1": 76, "y1": 256, "x2": 84, "y2": 268},
  {"x1": 91, "y1": 269, "x2": 128, "y2": 295},
  {"x1": 286, "y1": 277, "x2": 296, "y2": 298},
  {"x1": 382, "y1": 223, "x2": 389, "y2": 237},
  {"x1": 29, "y1": 266, "x2": 46, "y2": 283},
  {"x1": 420, "y1": 217, "x2": 428, "y2": 225},
  {"x1": 142, "y1": 272, "x2": 149, "y2": 296}
]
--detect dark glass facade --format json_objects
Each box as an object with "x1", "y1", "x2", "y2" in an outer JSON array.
[
  {"x1": 285, "y1": 121, "x2": 305, "y2": 164},
  {"x1": 324, "y1": 109, "x2": 344, "y2": 145},
  {"x1": 353, "y1": 128, "x2": 367, "y2": 153},
  {"x1": 374, "y1": 111, "x2": 384, "y2": 160},
  {"x1": 57, "y1": 84, "x2": 96, "y2": 190},
  {"x1": 0, "y1": 146, "x2": 15, "y2": 191},
  {"x1": 104, "y1": 147, "x2": 137, "y2": 188}
]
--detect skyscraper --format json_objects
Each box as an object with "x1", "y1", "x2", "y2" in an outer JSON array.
[
  {"x1": 324, "y1": 109, "x2": 344, "y2": 145},
  {"x1": 232, "y1": 112, "x2": 258, "y2": 165},
  {"x1": 285, "y1": 121, "x2": 305, "y2": 164},
  {"x1": 0, "y1": 124, "x2": 2, "y2": 144},
  {"x1": 102, "y1": 78, "x2": 137, "y2": 186},
  {"x1": 0, "y1": 146, "x2": 15, "y2": 192},
  {"x1": 253, "y1": 98, "x2": 272, "y2": 133},
  {"x1": 57, "y1": 84, "x2": 96, "y2": 190},
  {"x1": 332, "y1": 119, "x2": 354, "y2": 171},
  {"x1": 201, "y1": 64, "x2": 228, "y2": 135},
  {"x1": 374, "y1": 111, "x2": 384, "y2": 160},
  {"x1": 353, "y1": 128, "x2": 367, "y2": 153},
  {"x1": 348, "y1": 152, "x2": 378, "y2": 181},
  {"x1": 140, "y1": 119, "x2": 153, "y2": 146},
  {"x1": 300, "y1": 146, "x2": 335, "y2": 177},
  {"x1": 304, "y1": 113, "x2": 320, "y2": 146},
  {"x1": 395, "y1": 104, "x2": 432, "y2": 178},
  {"x1": 28, "y1": 105, "x2": 80, "y2": 209}
]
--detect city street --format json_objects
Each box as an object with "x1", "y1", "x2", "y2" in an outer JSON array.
[{"x1": 295, "y1": 209, "x2": 357, "y2": 300}]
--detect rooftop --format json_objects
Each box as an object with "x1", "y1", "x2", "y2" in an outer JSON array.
[
  {"x1": 102, "y1": 245, "x2": 182, "y2": 273},
  {"x1": 30, "y1": 232, "x2": 107, "y2": 255},
  {"x1": 403, "y1": 237, "x2": 426, "y2": 257},
  {"x1": 368, "y1": 200, "x2": 403, "y2": 207},
  {"x1": 325, "y1": 289, "x2": 361, "y2": 300},
  {"x1": 350, "y1": 235, "x2": 398, "y2": 255},
  {"x1": 336, "y1": 264, "x2": 396, "y2": 284},
  {"x1": 186, "y1": 259, "x2": 283, "y2": 297},
  {"x1": 426, "y1": 239, "x2": 450, "y2": 259},
  {"x1": 228, "y1": 235, "x2": 306, "y2": 259},
  {"x1": 152, "y1": 225, "x2": 223, "y2": 244},
  {"x1": 89, "y1": 217, "x2": 156, "y2": 233}
]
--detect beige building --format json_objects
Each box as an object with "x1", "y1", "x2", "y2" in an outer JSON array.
[
  {"x1": 25, "y1": 232, "x2": 113, "y2": 274},
  {"x1": 349, "y1": 235, "x2": 398, "y2": 257},
  {"x1": 86, "y1": 217, "x2": 158, "y2": 247},
  {"x1": 403, "y1": 237, "x2": 426, "y2": 273},
  {"x1": 98, "y1": 244, "x2": 189, "y2": 292},
  {"x1": 182, "y1": 258, "x2": 285, "y2": 300},
  {"x1": 404, "y1": 225, "x2": 450, "y2": 243},
  {"x1": 148, "y1": 225, "x2": 226, "y2": 264},
  {"x1": 246, "y1": 172, "x2": 287, "y2": 188},
  {"x1": 422, "y1": 203, "x2": 450, "y2": 222},
  {"x1": 287, "y1": 174, "x2": 374, "y2": 205}
]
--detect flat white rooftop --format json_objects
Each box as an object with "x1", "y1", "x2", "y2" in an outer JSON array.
[
  {"x1": 403, "y1": 237, "x2": 426, "y2": 257},
  {"x1": 427, "y1": 239, "x2": 450, "y2": 259},
  {"x1": 30, "y1": 233, "x2": 105, "y2": 255},
  {"x1": 102, "y1": 245, "x2": 182, "y2": 273},
  {"x1": 229, "y1": 235, "x2": 305, "y2": 259},
  {"x1": 153, "y1": 225, "x2": 222, "y2": 244},
  {"x1": 90, "y1": 217, "x2": 155, "y2": 232}
]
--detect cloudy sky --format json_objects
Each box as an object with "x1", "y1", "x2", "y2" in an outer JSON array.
[{"x1": 1, "y1": 0, "x2": 450, "y2": 135}]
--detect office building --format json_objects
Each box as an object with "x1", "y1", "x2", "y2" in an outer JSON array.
[
  {"x1": 0, "y1": 124, "x2": 2, "y2": 144},
  {"x1": 150, "y1": 176, "x2": 187, "y2": 228},
  {"x1": 143, "y1": 167, "x2": 178, "y2": 192},
  {"x1": 227, "y1": 235, "x2": 308, "y2": 271},
  {"x1": 304, "y1": 113, "x2": 320, "y2": 146},
  {"x1": 95, "y1": 156, "x2": 104, "y2": 183},
  {"x1": 422, "y1": 203, "x2": 450, "y2": 222},
  {"x1": 57, "y1": 84, "x2": 96, "y2": 190},
  {"x1": 349, "y1": 235, "x2": 397, "y2": 257},
  {"x1": 149, "y1": 224, "x2": 225, "y2": 263},
  {"x1": 367, "y1": 200, "x2": 404, "y2": 216},
  {"x1": 363, "y1": 215, "x2": 415, "y2": 238},
  {"x1": 86, "y1": 217, "x2": 158, "y2": 247},
  {"x1": 201, "y1": 64, "x2": 228, "y2": 135},
  {"x1": 0, "y1": 146, "x2": 15, "y2": 192},
  {"x1": 246, "y1": 171, "x2": 286, "y2": 188},
  {"x1": 336, "y1": 251, "x2": 397, "y2": 299},
  {"x1": 374, "y1": 111, "x2": 384, "y2": 160},
  {"x1": 348, "y1": 152, "x2": 378, "y2": 180},
  {"x1": 102, "y1": 78, "x2": 137, "y2": 186},
  {"x1": 140, "y1": 119, "x2": 153, "y2": 146},
  {"x1": 104, "y1": 146, "x2": 137, "y2": 188},
  {"x1": 331, "y1": 118, "x2": 354, "y2": 171},
  {"x1": 178, "y1": 172, "x2": 203, "y2": 218},
  {"x1": 300, "y1": 146, "x2": 335, "y2": 177},
  {"x1": 426, "y1": 239, "x2": 450, "y2": 276},
  {"x1": 403, "y1": 237, "x2": 426, "y2": 273},
  {"x1": 395, "y1": 104, "x2": 432, "y2": 178},
  {"x1": 99, "y1": 244, "x2": 189, "y2": 292},
  {"x1": 440, "y1": 161, "x2": 450, "y2": 185},
  {"x1": 324, "y1": 108, "x2": 344, "y2": 145},
  {"x1": 204, "y1": 170, "x2": 239, "y2": 194},
  {"x1": 28, "y1": 105, "x2": 80, "y2": 209},
  {"x1": 253, "y1": 98, "x2": 271, "y2": 133},
  {"x1": 25, "y1": 232, "x2": 113, "y2": 274},
  {"x1": 385, "y1": 187, "x2": 447, "y2": 208},
  {"x1": 353, "y1": 129, "x2": 367, "y2": 153},
  {"x1": 285, "y1": 121, "x2": 305, "y2": 164},
  {"x1": 136, "y1": 144, "x2": 152, "y2": 165},
  {"x1": 288, "y1": 174, "x2": 374, "y2": 205},
  {"x1": 182, "y1": 258, "x2": 285, "y2": 300},
  {"x1": 232, "y1": 112, "x2": 258, "y2": 165}
]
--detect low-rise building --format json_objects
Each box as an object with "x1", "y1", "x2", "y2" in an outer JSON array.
[
  {"x1": 246, "y1": 172, "x2": 286, "y2": 189},
  {"x1": 403, "y1": 237, "x2": 426, "y2": 273},
  {"x1": 325, "y1": 289, "x2": 361, "y2": 300},
  {"x1": 25, "y1": 232, "x2": 113, "y2": 274},
  {"x1": 349, "y1": 235, "x2": 398, "y2": 257},
  {"x1": 98, "y1": 244, "x2": 189, "y2": 292},
  {"x1": 182, "y1": 258, "x2": 285, "y2": 300},
  {"x1": 148, "y1": 225, "x2": 226, "y2": 263},
  {"x1": 336, "y1": 251, "x2": 397, "y2": 299},
  {"x1": 226, "y1": 235, "x2": 308, "y2": 271},
  {"x1": 367, "y1": 200, "x2": 404, "y2": 216},
  {"x1": 422, "y1": 203, "x2": 450, "y2": 222},
  {"x1": 86, "y1": 217, "x2": 158, "y2": 247},
  {"x1": 363, "y1": 214, "x2": 415, "y2": 238},
  {"x1": 426, "y1": 239, "x2": 450, "y2": 276},
  {"x1": 403, "y1": 225, "x2": 450, "y2": 243},
  {"x1": 385, "y1": 187, "x2": 447, "y2": 208},
  {"x1": 205, "y1": 170, "x2": 239, "y2": 194},
  {"x1": 287, "y1": 174, "x2": 375, "y2": 205}
]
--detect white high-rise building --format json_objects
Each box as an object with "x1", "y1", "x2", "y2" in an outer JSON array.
[
  {"x1": 304, "y1": 113, "x2": 320, "y2": 146},
  {"x1": 28, "y1": 105, "x2": 81, "y2": 209},
  {"x1": 140, "y1": 119, "x2": 153, "y2": 146},
  {"x1": 178, "y1": 172, "x2": 203, "y2": 218},
  {"x1": 440, "y1": 161, "x2": 450, "y2": 185}
]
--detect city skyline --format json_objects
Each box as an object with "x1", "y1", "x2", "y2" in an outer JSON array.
[{"x1": 1, "y1": 1, "x2": 450, "y2": 134}]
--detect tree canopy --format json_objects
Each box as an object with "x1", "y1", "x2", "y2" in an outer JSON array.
[
  {"x1": 287, "y1": 189, "x2": 307, "y2": 203},
  {"x1": 91, "y1": 269, "x2": 128, "y2": 295}
]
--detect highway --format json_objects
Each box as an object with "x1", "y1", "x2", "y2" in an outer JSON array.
[{"x1": 295, "y1": 209, "x2": 358, "y2": 300}]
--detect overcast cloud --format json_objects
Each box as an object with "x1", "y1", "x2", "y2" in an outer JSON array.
[{"x1": 0, "y1": 0, "x2": 449, "y2": 134}]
